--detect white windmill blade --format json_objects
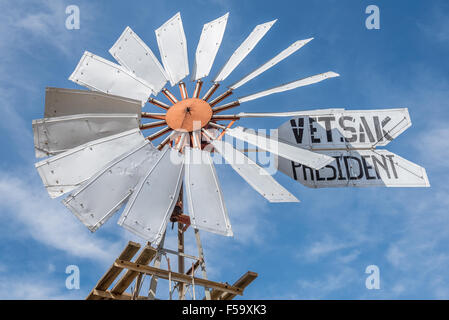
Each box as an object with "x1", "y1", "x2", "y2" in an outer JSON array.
[
  {"x1": 35, "y1": 128, "x2": 145, "y2": 198},
  {"x1": 69, "y1": 51, "x2": 153, "y2": 105},
  {"x1": 63, "y1": 140, "x2": 161, "y2": 232},
  {"x1": 213, "y1": 19, "x2": 277, "y2": 83},
  {"x1": 229, "y1": 38, "x2": 313, "y2": 90},
  {"x1": 225, "y1": 126, "x2": 334, "y2": 170},
  {"x1": 238, "y1": 71, "x2": 340, "y2": 103},
  {"x1": 118, "y1": 147, "x2": 184, "y2": 245},
  {"x1": 184, "y1": 147, "x2": 232, "y2": 236},
  {"x1": 44, "y1": 87, "x2": 141, "y2": 118},
  {"x1": 211, "y1": 139, "x2": 299, "y2": 202},
  {"x1": 109, "y1": 26, "x2": 168, "y2": 94},
  {"x1": 191, "y1": 13, "x2": 229, "y2": 81},
  {"x1": 33, "y1": 113, "x2": 139, "y2": 158},
  {"x1": 155, "y1": 12, "x2": 189, "y2": 86}
]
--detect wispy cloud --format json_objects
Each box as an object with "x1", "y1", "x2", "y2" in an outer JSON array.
[{"x1": 0, "y1": 168, "x2": 127, "y2": 264}]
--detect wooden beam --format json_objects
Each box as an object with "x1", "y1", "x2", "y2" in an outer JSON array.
[
  {"x1": 92, "y1": 289, "x2": 148, "y2": 300},
  {"x1": 86, "y1": 241, "x2": 141, "y2": 300},
  {"x1": 114, "y1": 260, "x2": 243, "y2": 296},
  {"x1": 208, "y1": 271, "x2": 258, "y2": 300},
  {"x1": 111, "y1": 246, "x2": 157, "y2": 295}
]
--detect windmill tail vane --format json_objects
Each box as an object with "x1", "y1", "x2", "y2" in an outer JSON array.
[{"x1": 33, "y1": 12, "x2": 429, "y2": 246}]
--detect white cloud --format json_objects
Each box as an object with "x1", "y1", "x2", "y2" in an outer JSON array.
[{"x1": 0, "y1": 168, "x2": 127, "y2": 265}]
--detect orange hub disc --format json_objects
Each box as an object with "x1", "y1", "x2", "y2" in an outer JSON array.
[{"x1": 165, "y1": 98, "x2": 212, "y2": 132}]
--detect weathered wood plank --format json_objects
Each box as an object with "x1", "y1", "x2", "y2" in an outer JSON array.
[
  {"x1": 208, "y1": 271, "x2": 258, "y2": 300},
  {"x1": 86, "y1": 241, "x2": 141, "y2": 300},
  {"x1": 110, "y1": 246, "x2": 157, "y2": 294},
  {"x1": 114, "y1": 260, "x2": 243, "y2": 296}
]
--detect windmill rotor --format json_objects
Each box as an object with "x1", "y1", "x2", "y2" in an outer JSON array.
[{"x1": 33, "y1": 12, "x2": 428, "y2": 247}]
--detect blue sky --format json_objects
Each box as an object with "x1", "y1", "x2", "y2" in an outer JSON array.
[{"x1": 0, "y1": 0, "x2": 448, "y2": 299}]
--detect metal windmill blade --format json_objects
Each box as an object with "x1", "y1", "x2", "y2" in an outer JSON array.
[
  {"x1": 184, "y1": 147, "x2": 232, "y2": 236},
  {"x1": 35, "y1": 128, "x2": 145, "y2": 198},
  {"x1": 155, "y1": 12, "x2": 189, "y2": 86},
  {"x1": 35, "y1": 11, "x2": 428, "y2": 246},
  {"x1": 63, "y1": 140, "x2": 160, "y2": 231},
  {"x1": 109, "y1": 26, "x2": 169, "y2": 94},
  {"x1": 33, "y1": 113, "x2": 139, "y2": 158},
  {"x1": 44, "y1": 87, "x2": 142, "y2": 118},
  {"x1": 118, "y1": 147, "x2": 184, "y2": 245}
]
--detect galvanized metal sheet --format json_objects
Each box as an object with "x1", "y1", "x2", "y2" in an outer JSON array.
[
  {"x1": 191, "y1": 13, "x2": 229, "y2": 81},
  {"x1": 109, "y1": 26, "x2": 168, "y2": 94},
  {"x1": 213, "y1": 19, "x2": 277, "y2": 82},
  {"x1": 118, "y1": 147, "x2": 184, "y2": 245},
  {"x1": 35, "y1": 128, "x2": 145, "y2": 198},
  {"x1": 277, "y1": 108, "x2": 411, "y2": 149},
  {"x1": 212, "y1": 140, "x2": 299, "y2": 202},
  {"x1": 278, "y1": 149, "x2": 430, "y2": 188},
  {"x1": 44, "y1": 87, "x2": 141, "y2": 118},
  {"x1": 155, "y1": 12, "x2": 189, "y2": 86},
  {"x1": 63, "y1": 140, "x2": 160, "y2": 232},
  {"x1": 238, "y1": 71, "x2": 339, "y2": 103},
  {"x1": 69, "y1": 51, "x2": 153, "y2": 104},
  {"x1": 184, "y1": 147, "x2": 232, "y2": 236},
  {"x1": 33, "y1": 113, "x2": 139, "y2": 158},
  {"x1": 226, "y1": 126, "x2": 334, "y2": 170},
  {"x1": 229, "y1": 38, "x2": 313, "y2": 90}
]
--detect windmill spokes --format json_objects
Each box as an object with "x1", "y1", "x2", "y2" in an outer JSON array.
[{"x1": 38, "y1": 11, "x2": 426, "y2": 247}]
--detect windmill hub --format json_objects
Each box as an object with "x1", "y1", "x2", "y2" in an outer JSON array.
[{"x1": 165, "y1": 98, "x2": 212, "y2": 132}]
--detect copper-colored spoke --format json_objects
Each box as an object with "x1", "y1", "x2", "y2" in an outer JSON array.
[
  {"x1": 162, "y1": 88, "x2": 178, "y2": 104},
  {"x1": 148, "y1": 98, "x2": 170, "y2": 110},
  {"x1": 202, "y1": 83, "x2": 220, "y2": 101},
  {"x1": 146, "y1": 126, "x2": 172, "y2": 141},
  {"x1": 192, "y1": 80, "x2": 203, "y2": 98},
  {"x1": 140, "y1": 120, "x2": 167, "y2": 130},
  {"x1": 212, "y1": 101, "x2": 240, "y2": 114},
  {"x1": 209, "y1": 89, "x2": 233, "y2": 107},
  {"x1": 217, "y1": 120, "x2": 235, "y2": 140},
  {"x1": 157, "y1": 133, "x2": 173, "y2": 150},
  {"x1": 179, "y1": 82, "x2": 188, "y2": 100},
  {"x1": 141, "y1": 112, "x2": 166, "y2": 120}
]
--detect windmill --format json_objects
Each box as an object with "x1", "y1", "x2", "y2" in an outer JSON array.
[{"x1": 33, "y1": 12, "x2": 429, "y2": 300}]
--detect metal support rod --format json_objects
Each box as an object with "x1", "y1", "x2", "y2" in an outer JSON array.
[
  {"x1": 208, "y1": 122, "x2": 227, "y2": 130},
  {"x1": 209, "y1": 89, "x2": 233, "y2": 107},
  {"x1": 212, "y1": 100, "x2": 240, "y2": 114},
  {"x1": 193, "y1": 80, "x2": 203, "y2": 98},
  {"x1": 148, "y1": 98, "x2": 170, "y2": 110},
  {"x1": 132, "y1": 273, "x2": 143, "y2": 300},
  {"x1": 211, "y1": 114, "x2": 240, "y2": 120},
  {"x1": 148, "y1": 232, "x2": 166, "y2": 300},
  {"x1": 159, "y1": 248, "x2": 200, "y2": 261},
  {"x1": 202, "y1": 83, "x2": 220, "y2": 101},
  {"x1": 141, "y1": 112, "x2": 166, "y2": 120},
  {"x1": 162, "y1": 88, "x2": 178, "y2": 104},
  {"x1": 156, "y1": 133, "x2": 173, "y2": 150},
  {"x1": 177, "y1": 188, "x2": 185, "y2": 300},
  {"x1": 179, "y1": 82, "x2": 188, "y2": 100},
  {"x1": 147, "y1": 126, "x2": 172, "y2": 141},
  {"x1": 139, "y1": 120, "x2": 167, "y2": 130},
  {"x1": 194, "y1": 229, "x2": 211, "y2": 300}
]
